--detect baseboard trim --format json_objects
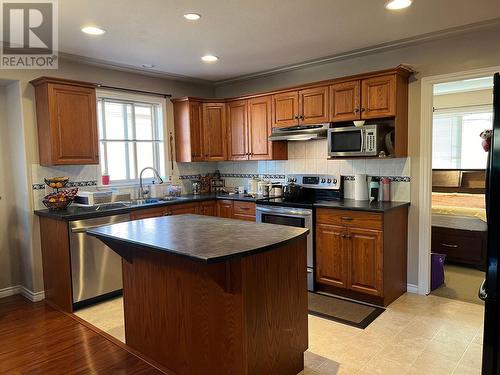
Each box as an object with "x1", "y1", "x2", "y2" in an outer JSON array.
[
  {"x1": 406, "y1": 283, "x2": 419, "y2": 294},
  {"x1": 0, "y1": 285, "x2": 45, "y2": 302},
  {"x1": 0, "y1": 285, "x2": 21, "y2": 299},
  {"x1": 20, "y1": 286, "x2": 45, "y2": 302}
]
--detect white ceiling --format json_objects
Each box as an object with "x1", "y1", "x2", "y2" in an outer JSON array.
[{"x1": 57, "y1": 0, "x2": 500, "y2": 82}]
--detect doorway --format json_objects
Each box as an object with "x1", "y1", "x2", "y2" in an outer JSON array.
[{"x1": 429, "y1": 76, "x2": 492, "y2": 303}]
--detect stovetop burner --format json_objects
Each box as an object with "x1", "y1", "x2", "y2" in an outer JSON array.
[{"x1": 257, "y1": 174, "x2": 343, "y2": 208}]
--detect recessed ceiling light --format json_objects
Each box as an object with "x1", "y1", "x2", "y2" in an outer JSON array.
[
  {"x1": 201, "y1": 55, "x2": 218, "y2": 62},
  {"x1": 81, "y1": 26, "x2": 105, "y2": 35},
  {"x1": 385, "y1": 0, "x2": 413, "y2": 10},
  {"x1": 183, "y1": 13, "x2": 201, "y2": 21},
  {"x1": 141, "y1": 64, "x2": 156, "y2": 68}
]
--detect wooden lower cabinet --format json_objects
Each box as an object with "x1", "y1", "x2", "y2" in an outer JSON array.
[
  {"x1": 130, "y1": 200, "x2": 255, "y2": 222},
  {"x1": 233, "y1": 201, "x2": 256, "y2": 221},
  {"x1": 199, "y1": 200, "x2": 217, "y2": 216},
  {"x1": 315, "y1": 206, "x2": 408, "y2": 306},
  {"x1": 130, "y1": 206, "x2": 166, "y2": 220},
  {"x1": 217, "y1": 199, "x2": 234, "y2": 218},
  {"x1": 166, "y1": 202, "x2": 199, "y2": 216},
  {"x1": 347, "y1": 227, "x2": 383, "y2": 296},
  {"x1": 316, "y1": 223, "x2": 348, "y2": 289}
]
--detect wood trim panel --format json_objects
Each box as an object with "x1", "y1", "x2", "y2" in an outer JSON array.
[
  {"x1": 382, "y1": 206, "x2": 408, "y2": 305},
  {"x1": 38, "y1": 217, "x2": 73, "y2": 313}
]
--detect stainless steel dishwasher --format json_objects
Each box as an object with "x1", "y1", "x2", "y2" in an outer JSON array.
[{"x1": 69, "y1": 214, "x2": 129, "y2": 308}]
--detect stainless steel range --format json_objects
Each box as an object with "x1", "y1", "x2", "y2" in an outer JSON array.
[{"x1": 256, "y1": 174, "x2": 343, "y2": 292}]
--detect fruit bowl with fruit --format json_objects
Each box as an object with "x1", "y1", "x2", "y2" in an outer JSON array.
[
  {"x1": 42, "y1": 188, "x2": 78, "y2": 210},
  {"x1": 44, "y1": 177, "x2": 69, "y2": 190}
]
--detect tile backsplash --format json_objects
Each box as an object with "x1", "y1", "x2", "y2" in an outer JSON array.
[{"x1": 32, "y1": 139, "x2": 411, "y2": 210}]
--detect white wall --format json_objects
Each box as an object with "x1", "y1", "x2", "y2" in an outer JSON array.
[
  {"x1": 0, "y1": 84, "x2": 20, "y2": 291},
  {"x1": 214, "y1": 24, "x2": 500, "y2": 286}
]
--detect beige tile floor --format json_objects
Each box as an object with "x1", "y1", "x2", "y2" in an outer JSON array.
[{"x1": 75, "y1": 293, "x2": 484, "y2": 375}]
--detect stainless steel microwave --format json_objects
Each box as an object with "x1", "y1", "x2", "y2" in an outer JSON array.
[{"x1": 327, "y1": 124, "x2": 391, "y2": 157}]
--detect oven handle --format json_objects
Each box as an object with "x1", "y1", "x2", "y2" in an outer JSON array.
[{"x1": 256, "y1": 206, "x2": 312, "y2": 218}]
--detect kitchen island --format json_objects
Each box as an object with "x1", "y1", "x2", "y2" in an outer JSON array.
[{"x1": 87, "y1": 214, "x2": 309, "y2": 375}]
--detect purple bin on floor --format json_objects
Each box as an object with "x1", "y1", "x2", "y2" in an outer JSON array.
[{"x1": 431, "y1": 253, "x2": 446, "y2": 291}]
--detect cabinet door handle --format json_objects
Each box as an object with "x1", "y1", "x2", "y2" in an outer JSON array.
[
  {"x1": 164, "y1": 212, "x2": 172, "y2": 216},
  {"x1": 354, "y1": 108, "x2": 360, "y2": 113},
  {"x1": 441, "y1": 243, "x2": 458, "y2": 248},
  {"x1": 294, "y1": 115, "x2": 299, "y2": 120},
  {"x1": 341, "y1": 216, "x2": 353, "y2": 221},
  {"x1": 345, "y1": 234, "x2": 352, "y2": 239},
  {"x1": 340, "y1": 234, "x2": 346, "y2": 238},
  {"x1": 360, "y1": 108, "x2": 366, "y2": 112}
]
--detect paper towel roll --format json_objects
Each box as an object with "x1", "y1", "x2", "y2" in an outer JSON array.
[{"x1": 354, "y1": 174, "x2": 368, "y2": 201}]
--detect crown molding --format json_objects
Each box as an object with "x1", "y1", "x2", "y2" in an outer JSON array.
[
  {"x1": 213, "y1": 17, "x2": 500, "y2": 86},
  {"x1": 58, "y1": 52, "x2": 213, "y2": 86}
]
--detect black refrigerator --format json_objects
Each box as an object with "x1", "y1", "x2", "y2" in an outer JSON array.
[{"x1": 481, "y1": 72, "x2": 500, "y2": 375}]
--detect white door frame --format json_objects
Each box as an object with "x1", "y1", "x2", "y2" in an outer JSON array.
[{"x1": 418, "y1": 66, "x2": 500, "y2": 295}]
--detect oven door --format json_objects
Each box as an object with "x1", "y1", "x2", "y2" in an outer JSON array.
[
  {"x1": 256, "y1": 205, "x2": 314, "y2": 291},
  {"x1": 328, "y1": 126, "x2": 366, "y2": 157}
]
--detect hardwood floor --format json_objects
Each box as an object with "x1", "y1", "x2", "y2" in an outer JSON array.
[{"x1": 0, "y1": 295, "x2": 164, "y2": 374}]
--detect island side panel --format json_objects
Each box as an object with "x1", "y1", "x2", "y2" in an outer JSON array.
[
  {"x1": 121, "y1": 249, "x2": 246, "y2": 375},
  {"x1": 242, "y1": 237, "x2": 309, "y2": 375},
  {"x1": 38, "y1": 216, "x2": 73, "y2": 313}
]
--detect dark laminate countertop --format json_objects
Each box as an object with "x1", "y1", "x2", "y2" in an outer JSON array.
[
  {"x1": 313, "y1": 199, "x2": 410, "y2": 212},
  {"x1": 33, "y1": 193, "x2": 266, "y2": 221},
  {"x1": 87, "y1": 214, "x2": 309, "y2": 263}
]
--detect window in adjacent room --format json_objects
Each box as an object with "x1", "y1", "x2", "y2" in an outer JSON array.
[
  {"x1": 97, "y1": 93, "x2": 166, "y2": 184},
  {"x1": 432, "y1": 107, "x2": 492, "y2": 169}
]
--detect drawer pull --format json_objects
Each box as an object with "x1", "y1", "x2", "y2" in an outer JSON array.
[
  {"x1": 441, "y1": 243, "x2": 458, "y2": 248},
  {"x1": 238, "y1": 207, "x2": 250, "y2": 211},
  {"x1": 341, "y1": 216, "x2": 353, "y2": 221}
]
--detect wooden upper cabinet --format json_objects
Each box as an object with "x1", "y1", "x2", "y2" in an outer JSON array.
[
  {"x1": 316, "y1": 223, "x2": 348, "y2": 289},
  {"x1": 272, "y1": 91, "x2": 299, "y2": 128},
  {"x1": 299, "y1": 86, "x2": 329, "y2": 125},
  {"x1": 273, "y1": 86, "x2": 329, "y2": 127},
  {"x1": 330, "y1": 81, "x2": 361, "y2": 122},
  {"x1": 202, "y1": 102, "x2": 227, "y2": 161},
  {"x1": 31, "y1": 77, "x2": 99, "y2": 166},
  {"x1": 346, "y1": 227, "x2": 383, "y2": 296},
  {"x1": 173, "y1": 100, "x2": 204, "y2": 162},
  {"x1": 227, "y1": 100, "x2": 248, "y2": 161},
  {"x1": 361, "y1": 74, "x2": 396, "y2": 119},
  {"x1": 248, "y1": 95, "x2": 287, "y2": 160},
  {"x1": 189, "y1": 102, "x2": 204, "y2": 161}
]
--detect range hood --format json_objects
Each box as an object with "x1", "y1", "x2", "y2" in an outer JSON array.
[{"x1": 268, "y1": 124, "x2": 329, "y2": 141}]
